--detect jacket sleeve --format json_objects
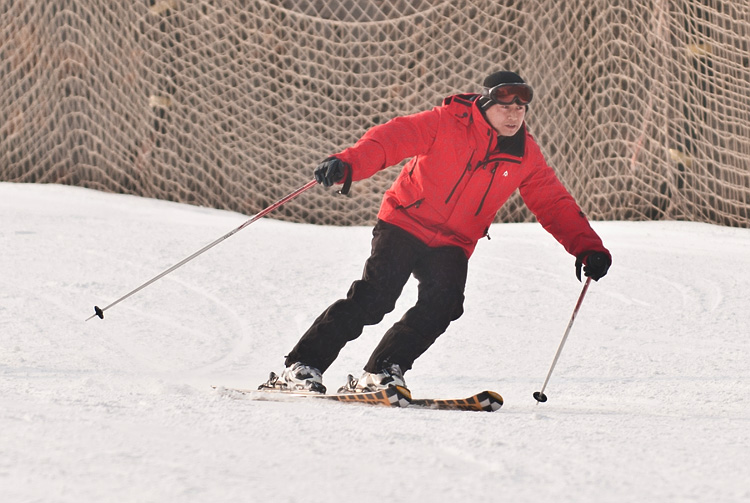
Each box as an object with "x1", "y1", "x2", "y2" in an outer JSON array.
[
  {"x1": 333, "y1": 108, "x2": 441, "y2": 181},
  {"x1": 518, "y1": 143, "x2": 610, "y2": 259}
]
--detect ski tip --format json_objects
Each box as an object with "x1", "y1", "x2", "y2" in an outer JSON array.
[
  {"x1": 477, "y1": 390, "x2": 503, "y2": 411},
  {"x1": 486, "y1": 390, "x2": 504, "y2": 406},
  {"x1": 394, "y1": 385, "x2": 412, "y2": 400}
]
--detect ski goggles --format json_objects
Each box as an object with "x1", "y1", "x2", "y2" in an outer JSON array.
[{"x1": 481, "y1": 83, "x2": 534, "y2": 106}]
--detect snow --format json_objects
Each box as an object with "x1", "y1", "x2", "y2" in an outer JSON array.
[{"x1": 2, "y1": 181, "x2": 749, "y2": 503}]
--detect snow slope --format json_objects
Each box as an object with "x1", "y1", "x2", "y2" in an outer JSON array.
[{"x1": 2, "y1": 182, "x2": 749, "y2": 503}]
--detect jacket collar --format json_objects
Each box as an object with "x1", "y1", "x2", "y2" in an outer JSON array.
[
  {"x1": 442, "y1": 93, "x2": 526, "y2": 158},
  {"x1": 442, "y1": 93, "x2": 479, "y2": 126}
]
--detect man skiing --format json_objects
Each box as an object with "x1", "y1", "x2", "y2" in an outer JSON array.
[{"x1": 272, "y1": 71, "x2": 611, "y2": 394}]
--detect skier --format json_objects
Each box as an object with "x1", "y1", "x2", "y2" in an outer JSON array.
[{"x1": 272, "y1": 71, "x2": 611, "y2": 394}]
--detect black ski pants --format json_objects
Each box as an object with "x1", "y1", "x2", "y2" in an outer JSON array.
[{"x1": 285, "y1": 220, "x2": 468, "y2": 374}]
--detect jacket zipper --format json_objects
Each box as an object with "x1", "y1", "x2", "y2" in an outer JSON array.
[
  {"x1": 445, "y1": 151, "x2": 475, "y2": 204},
  {"x1": 475, "y1": 162, "x2": 499, "y2": 216},
  {"x1": 469, "y1": 129, "x2": 497, "y2": 216},
  {"x1": 472, "y1": 156, "x2": 522, "y2": 216},
  {"x1": 447, "y1": 128, "x2": 492, "y2": 204}
]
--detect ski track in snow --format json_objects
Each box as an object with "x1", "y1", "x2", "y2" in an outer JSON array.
[{"x1": 2, "y1": 182, "x2": 749, "y2": 503}]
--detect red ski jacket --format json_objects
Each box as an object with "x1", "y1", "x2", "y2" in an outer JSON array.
[{"x1": 334, "y1": 93, "x2": 609, "y2": 259}]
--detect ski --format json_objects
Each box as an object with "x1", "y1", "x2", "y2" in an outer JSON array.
[
  {"x1": 213, "y1": 384, "x2": 412, "y2": 408},
  {"x1": 214, "y1": 385, "x2": 503, "y2": 412},
  {"x1": 410, "y1": 390, "x2": 503, "y2": 412}
]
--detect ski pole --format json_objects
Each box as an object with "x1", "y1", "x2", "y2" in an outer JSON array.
[
  {"x1": 87, "y1": 179, "x2": 318, "y2": 321},
  {"x1": 533, "y1": 277, "x2": 592, "y2": 403}
]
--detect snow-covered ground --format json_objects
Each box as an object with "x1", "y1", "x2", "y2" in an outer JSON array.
[{"x1": 2, "y1": 182, "x2": 749, "y2": 503}]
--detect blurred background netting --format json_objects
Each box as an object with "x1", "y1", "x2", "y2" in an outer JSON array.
[{"x1": 1, "y1": 0, "x2": 748, "y2": 226}]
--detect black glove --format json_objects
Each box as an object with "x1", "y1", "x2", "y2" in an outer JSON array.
[
  {"x1": 314, "y1": 157, "x2": 349, "y2": 187},
  {"x1": 575, "y1": 251, "x2": 611, "y2": 281}
]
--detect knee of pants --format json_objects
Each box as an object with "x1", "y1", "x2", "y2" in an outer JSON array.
[
  {"x1": 429, "y1": 289, "x2": 465, "y2": 321},
  {"x1": 449, "y1": 297, "x2": 465, "y2": 322},
  {"x1": 407, "y1": 291, "x2": 464, "y2": 336},
  {"x1": 438, "y1": 294, "x2": 465, "y2": 328},
  {"x1": 347, "y1": 279, "x2": 400, "y2": 325}
]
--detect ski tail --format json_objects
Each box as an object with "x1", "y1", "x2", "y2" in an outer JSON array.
[{"x1": 216, "y1": 384, "x2": 412, "y2": 408}]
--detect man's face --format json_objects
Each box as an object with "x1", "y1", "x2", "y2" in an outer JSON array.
[{"x1": 484, "y1": 103, "x2": 526, "y2": 137}]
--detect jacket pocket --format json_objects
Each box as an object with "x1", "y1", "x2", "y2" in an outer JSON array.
[{"x1": 396, "y1": 198, "x2": 424, "y2": 211}]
